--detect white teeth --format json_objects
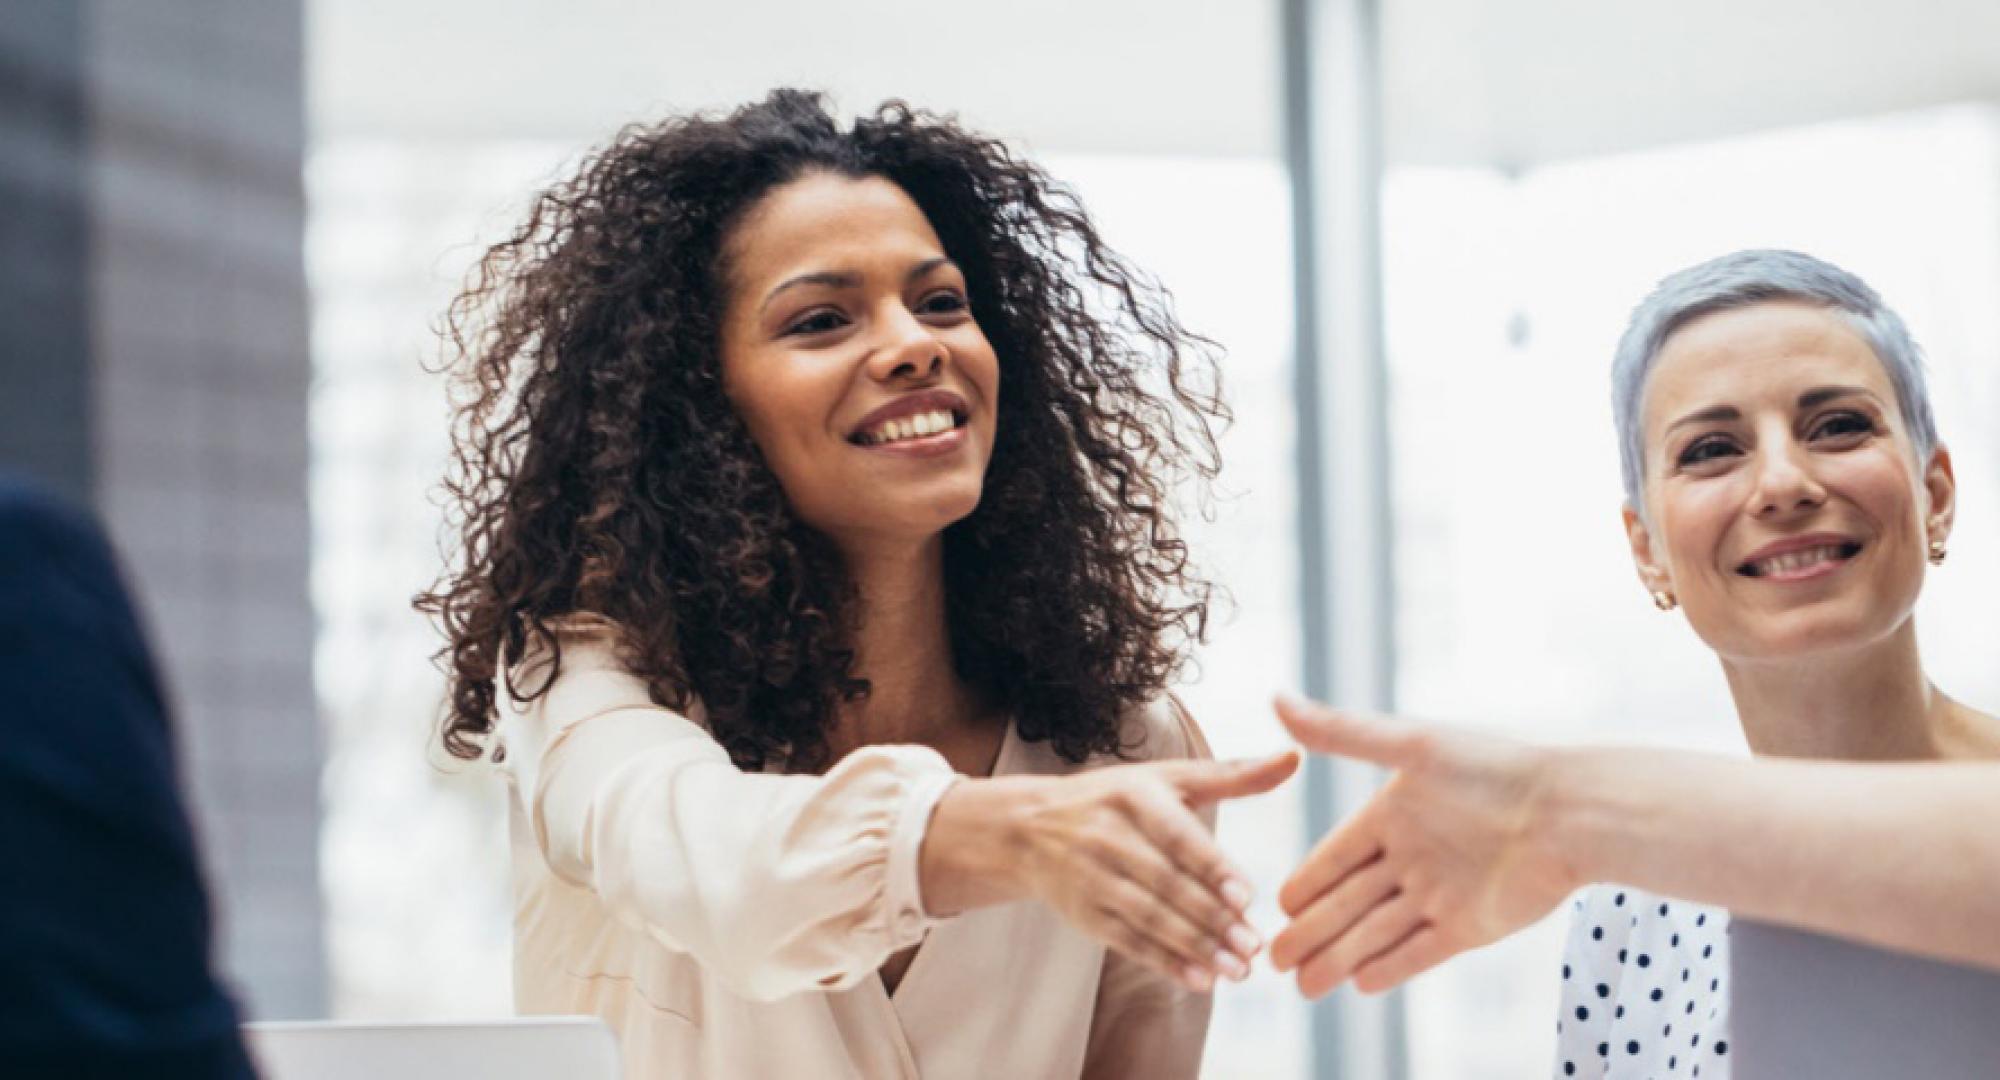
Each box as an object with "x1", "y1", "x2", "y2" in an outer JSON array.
[
  {"x1": 1751, "y1": 545, "x2": 1846, "y2": 577},
  {"x1": 860, "y1": 409, "x2": 955, "y2": 446}
]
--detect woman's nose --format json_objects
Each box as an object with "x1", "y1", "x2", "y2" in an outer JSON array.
[
  {"x1": 865, "y1": 306, "x2": 947, "y2": 383},
  {"x1": 1749, "y1": 438, "x2": 1827, "y2": 518}
]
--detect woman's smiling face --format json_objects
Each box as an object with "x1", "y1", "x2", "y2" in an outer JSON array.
[
  {"x1": 717, "y1": 171, "x2": 1000, "y2": 549},
  {"x1": 1626, "y1": 301, "x2": 1955, "y2": 662}
]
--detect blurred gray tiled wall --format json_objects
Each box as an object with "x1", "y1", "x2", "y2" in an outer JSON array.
[
  {"x1": 1, "y1": 0, "x2": 325, "y2": 1018},
  {"x1": 0, "y1": 4, "x2": 92, "y2": 503}
]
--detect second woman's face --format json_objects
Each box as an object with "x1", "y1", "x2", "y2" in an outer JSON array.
[
  {"x1": 1628, "y1": 301, "x2": 1954, "y2": 663},
  {"x1": 718, "y1": 172, "x2": 1000, "y2": 548}
]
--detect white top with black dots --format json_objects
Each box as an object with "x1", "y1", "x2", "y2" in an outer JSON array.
[{"x1": 1553, "y1": 886, "x2": 1734, "y2": 1079}]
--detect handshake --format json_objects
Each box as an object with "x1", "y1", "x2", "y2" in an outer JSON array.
[{"x1": 928, "y1": 695, "x2": 1577, "y2": 1000}]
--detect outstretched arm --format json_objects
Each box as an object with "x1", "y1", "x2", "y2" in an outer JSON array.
[
  {"x1": 511, "y1": 625, "x2": 1295, "y2": 1000},
  {"x1": 1268, "y1": 695, "x2": 2000, "y2": 998}
]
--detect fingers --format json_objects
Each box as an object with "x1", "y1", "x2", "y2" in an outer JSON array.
[
  {"x1": 1351, "y1": 925, "x2": 1454, "y2": 994},
  {"x1": 1269, "y1": 854, "x2": 1395, "y2": 972},
  {"x1": 1130, "y1": 784, "x2": 1257, "y2": 910},
  {"x1": 1292, "y1": 893, "x2": 1426, "y2": 999},
  {"x1": 1093, "y1": 891, "x2": 1207, "y2": 991},
  {"x1": 1172, "y1": 750, "x2": 1301, "y2": 804},
  {"x1": 1116, "y1": 800, "x2": 1257, "y2": 953},
  {"x1": 1094, "y1": 780, "x2": 1265, "y2": 991},
  {"x1": 1096, "y1": 875, "x2": 1237, "y2": 992},
  {"x1": 1274, "y1": 696, "x2": 1416, "y2": 766},
  {"x1": 1020, "y1": 765, "x2": 1272, "y2": 994},
  {"x1": 1277, "y1": 805, "x2": 1382, "y2": 916}
]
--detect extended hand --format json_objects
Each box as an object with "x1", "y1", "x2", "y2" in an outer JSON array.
[
  {"x1": 1268, "y1": 696, "x2": 1579, "y2": 997},
  {"x1": 934, "y1": 751, "x2": 1298, "y2": 993}
]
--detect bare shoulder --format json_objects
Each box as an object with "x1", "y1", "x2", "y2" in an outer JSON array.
[
  {"x1": 1120, "y1": 692, "x2": 1215, "y2": 764},
  {"x1": 1949, "y1": 697, "x2": 2000, "y2": 757}
]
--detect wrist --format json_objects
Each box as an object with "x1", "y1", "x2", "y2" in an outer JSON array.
[
  {"x1": 918, "y1": 776, "x2": 1038, "y2": 915},
  {"x1": 1525, "y1": 744, "x2": 1599, "y2": 894}
]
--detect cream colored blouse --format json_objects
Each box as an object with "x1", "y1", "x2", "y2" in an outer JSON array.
[{"x1": 492, "y1": 620, "x2": 1215, "y2": 1080}]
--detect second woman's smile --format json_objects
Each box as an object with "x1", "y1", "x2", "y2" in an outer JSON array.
[{"x1": 1734, "y1": 533, "x2": 1864, "y2": 581}]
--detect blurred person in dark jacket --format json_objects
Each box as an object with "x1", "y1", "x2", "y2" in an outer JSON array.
[{"x1": 0, "y1": 473, "x2": 256, "y2": 1078}]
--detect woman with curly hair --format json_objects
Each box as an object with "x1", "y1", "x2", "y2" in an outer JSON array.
[{"x1": 416, "y1": 89, "x2": 1295, "y2": 1079}]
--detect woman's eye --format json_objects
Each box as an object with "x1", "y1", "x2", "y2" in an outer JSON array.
[
  {"x1": 1677, "y1": 437, "x2": 1739, "y2": 468},
  {"x1": 783, "y1": 309, "x2": 848, "y2": 336},
  {"x1": 1809, "y1": 411, "x2": 1874, "y2": 441},
  {"x1": 917, "y1": 290, "x2": 968, "y2": 316}
]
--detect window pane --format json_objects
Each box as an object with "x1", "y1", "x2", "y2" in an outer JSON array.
[{"x1": 1049, "y1": 155, "x2": 1308, "y2": 1080}]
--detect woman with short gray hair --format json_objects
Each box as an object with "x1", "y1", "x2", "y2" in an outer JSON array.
[
  {"x1": 1610, "y1": 248, "x2": 1941, "y2": 508},
  {"x1": 1261, "y1": 250, "x2": 1999, "y2": 1079},
  {"x1": 1555, "y1": 247, "x2": 1986, "y2": 1077}
]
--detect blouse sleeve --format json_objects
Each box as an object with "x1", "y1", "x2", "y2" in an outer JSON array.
[
  {"x1": 493, "y1": 618, "x2": 961, "y2": 1004},
  {"x1": 1082, "y1": 694, "x2": 1217, "y2": 1080}
]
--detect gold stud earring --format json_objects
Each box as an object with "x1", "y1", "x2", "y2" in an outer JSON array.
[
  {"x1": 1929, "y1": 539, "x2": 1948, "y2": 566},
  {"x1": 1651, "y1": 590, "x2": 1677, "y2": 611}
]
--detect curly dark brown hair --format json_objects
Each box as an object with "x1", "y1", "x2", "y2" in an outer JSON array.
[{"x1": 417, "y1": 89, "x2": 1226, "y2": 772}]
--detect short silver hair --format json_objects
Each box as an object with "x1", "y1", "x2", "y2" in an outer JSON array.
[{"x1": 1611, "y1": 249, "x2": 1939, "y2": 507}]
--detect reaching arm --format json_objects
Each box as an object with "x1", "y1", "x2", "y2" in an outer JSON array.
[
  {"x1": 506, "y1": 622, "x2": 1293, "y2": 1001},
  {"x1": 522, "y1": 702, "x2": 955, "y2": 1002},
  {"x1": 1268, "y1": 695, "x2": 2000, "y2": 998},
  {"x1": 1545, "y1": 745, "x2": 2000, "y2": 969}
]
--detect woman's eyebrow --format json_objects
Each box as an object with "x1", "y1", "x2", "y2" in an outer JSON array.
[
  {"x1": 760, "y1": 270, "x2": 861, "y2": 314},
  {"x1": 906, "y1": 256, "x2": 956, "y2": 283},
  {"x1": 1797, "y1": 385, "x2": 1879, "y2": 409},
  {"x1": 758, "y1": 257, "x2": 956, "y2": 314},
  {"x1": 1666, "y1": 404, "x2": 1739, "y2": 436}
]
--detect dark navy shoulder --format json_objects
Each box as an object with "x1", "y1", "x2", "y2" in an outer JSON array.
[{"x1": 0, "y1": 473, "x2": 102, "y2": 552}]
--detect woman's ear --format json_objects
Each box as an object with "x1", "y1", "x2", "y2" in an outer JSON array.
[
  {"x1": 1924, "y1": 443, "x2": 1956, "y2": 549},
  {"x1": 1623, "y1": 504, "x2": 1674, "y2": 602}
]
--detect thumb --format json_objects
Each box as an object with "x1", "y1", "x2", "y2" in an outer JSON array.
[
  {"x1": 1175, "y1": 749, "x2": 1301, "y2": 804},
  {"x1": 1274, "y1": 694, "x2": 1417, "y2": 767}
]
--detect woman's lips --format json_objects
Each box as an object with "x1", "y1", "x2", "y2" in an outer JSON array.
[
  {"x1": 847, "y1": 390, "x2": 969, "y2": 443},
  {"x1": 853, "y1": 423, "x2": 968, "y2": 459},
  {"x1": 1736, "y1": 540, "x2": 1863, "y2": 582}
]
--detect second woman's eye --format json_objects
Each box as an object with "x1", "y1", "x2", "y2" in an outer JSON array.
[
  {"x1": 916, "y1": 289, "x2": 969, "y2": 317},
  {"x1": 1808, "y1": 410, "x2": 1875, "y2": 442},
  {"x1": 783, "y1": 308, "x2": 849, "y2": 337},
  {"x1": 1677, "y1": 436, "x2": 1739, "y2": 468}
]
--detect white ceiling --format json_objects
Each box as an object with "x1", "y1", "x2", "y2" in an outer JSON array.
[
  {"x1": 306, "y1": 0, "x2": 1282, "y2": 158},
  {"x1": 1383, "y1": 0, "x2": 2000, "y2": 167},
  {"x1": 311, "y1": 0, "x2": 2000, "y2": 167}
]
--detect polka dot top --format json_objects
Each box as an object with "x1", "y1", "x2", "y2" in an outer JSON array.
[{"x1": 1554, "y1": 886, "x2": 1733, "y2": 1078}]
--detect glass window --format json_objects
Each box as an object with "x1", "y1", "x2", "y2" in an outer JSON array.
[
  {"x1": 1048, "y1": 155, "x2": 1308, "y2": 1079},
  {"x1": 309, "y1": 140, "x2": 581, "y2": 1017}
]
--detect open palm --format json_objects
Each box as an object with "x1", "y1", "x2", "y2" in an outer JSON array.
[{"x1": 1268, "y1": 697, "x2": 1580, "y2": 997}]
